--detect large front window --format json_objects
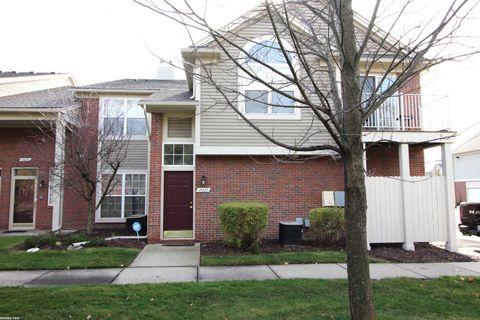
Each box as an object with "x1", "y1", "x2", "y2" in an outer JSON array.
[
  {"x1": 100, "y1": 173, "x2": 146, "y2": 219},
  {"x1": 102, "y1": 98, "x2": 147, "y2": 136}
]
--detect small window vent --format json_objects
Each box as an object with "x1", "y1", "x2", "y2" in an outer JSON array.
[{"x1": 167, "y1": 117, "x2": 192, "y2": 138}]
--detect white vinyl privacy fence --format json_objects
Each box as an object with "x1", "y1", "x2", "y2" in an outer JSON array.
[{"x1": 366, "y1": 176, "x2": 448, "y2": 244}]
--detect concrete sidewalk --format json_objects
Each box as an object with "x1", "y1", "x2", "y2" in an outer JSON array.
[{"x1": 1, "y1": 262, "x2": 479, "y2": 287}]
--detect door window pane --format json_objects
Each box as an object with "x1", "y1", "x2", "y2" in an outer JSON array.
[
  {"x1": 184, "y1": 154, "x2": 194, "y2": 165},
  {"x1": 184, "y1": 144, "x2": 194, "y2": 154},
  {"x1": 164, "y1": 144, "x2": 174, "y2": 154},
  {"x1": 164, "y1": 155, "x2": 174, "y2": 165},
  {"x1": 245, "y1": 90, "x2": 268, "y2": 113},
  {"x1": 14, "y1": 169, "x2": 37, "y2": 176},
  {"x1": 174, "y1": 155, "x2": 183, "y2": 165},
  {"x1": 272, "y1": 91, "x2": 294, "y2": 113},
  {"x1": 164, "y1": 144, "x2": 194, "y2": 166},
  {"x1": 174, "y1": 144, "x2": 184, "y2": 154}
]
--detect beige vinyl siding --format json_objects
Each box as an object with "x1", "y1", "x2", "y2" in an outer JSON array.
[
  {"x1": 122, "y1": 140, "x2": 148, "y2": 170},
  {"x1": 0, "y1": 76, "x2": 75, "y2": 97},
  {"x1": 199, "y1": 17, "x2": 334, "y2": 147},
  {"x1": 102, "y1": 140, "x2": 148, "y2": 170},
  {"x1": 168, "y1": 117, "x2": 193, "y2": 138}
]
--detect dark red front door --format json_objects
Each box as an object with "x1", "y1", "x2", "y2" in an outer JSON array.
[{"x1": 164, "y1": 171, "x2": 193, "y2": 231}]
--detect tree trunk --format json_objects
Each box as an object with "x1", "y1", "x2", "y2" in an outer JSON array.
[
  {"x1": 338, "y1": 0, "x2": 376, "y2": 318},
  {"x1": 86, "y1": 200, "x2": 94, "y2": 235},
  {"x1": 343, "y1": 145, "x2": 376, "y2": 320}
]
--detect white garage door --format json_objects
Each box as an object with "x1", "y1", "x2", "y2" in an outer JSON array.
[{"x1": 466, "y1": 181, "x2": 480, "y2": 202}]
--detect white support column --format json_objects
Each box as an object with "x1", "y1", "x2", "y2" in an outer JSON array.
[
  {"x1": 51, "y1": 112, "x2": 66, "y2": 231},
  {"x1": 399, "y1": 143, "x2": 415, "y2": 251},
  {"x1": 441, "y1": 143, "x2": 458, "y2": 252},
  {"x1": 363, "y1": 143, "x2": 371, "y2": 251}
]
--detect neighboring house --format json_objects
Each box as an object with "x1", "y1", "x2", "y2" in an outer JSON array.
[
  {"x1": 0, "y1": 72, "x2": 76, "y2": 231},
  {"x1": 453, "y1": 133, "x2": 480, "y2": 203},
  {"x1": 71, "y1": 3, "x2": 456, "y2": 252},
  {"x1": 0, "y1": 2, "x2": 459, "y2": 252}
]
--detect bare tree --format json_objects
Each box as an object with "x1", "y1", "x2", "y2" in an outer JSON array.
[
  {"x1": 36, "y1": 95, "x2": 130, "y2": 234},
  {"x1": 135, "y1": 0, "x2": 479, "y2": 318}
]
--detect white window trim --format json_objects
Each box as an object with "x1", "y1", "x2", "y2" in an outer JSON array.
[
  {"x1": 240, "y1": 88, "x2": 301, "y2": 120},
  {"x1": 9, "y1": 167, "x2": 38, "y2": 230},
  {"x1": 96, "y1": 170, "x2": 148, "y2": 223},
  {"x1": 238, "y1": 35, "x2": 301, "y2": 120},
  {"x1": 99, "y1": 96, "x2": 148, "y2": 140}
]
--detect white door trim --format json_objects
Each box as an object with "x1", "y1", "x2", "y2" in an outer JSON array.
[{"x1": 9, "y1": 167, "x2": 38, "y2": 230}]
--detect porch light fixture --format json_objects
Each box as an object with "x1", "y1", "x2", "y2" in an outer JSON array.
[{"x1": 200, "y1": 175, "x2": 207, "y2": 186}]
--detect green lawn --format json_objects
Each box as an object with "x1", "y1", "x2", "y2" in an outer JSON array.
[
  {"x1": 201, "y1": 250, "x2": 387, "y2": 266},
  {"x1": 0, "y1": 277, "x2": 478, "y2": 319},
  {"x1": 0, "y1": 236, "x2": 140, "y2": 270}
]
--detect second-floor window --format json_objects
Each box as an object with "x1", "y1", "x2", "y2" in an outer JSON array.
[
  {"x1": 239, "y1": 36, "x2": 300, "y2": 119},
  {"x1": 245, "y1": 90, "x2": 294, "y2": 114},
  {"x1": 102, "y1": 98, "x2": 147, "y2": 136}
]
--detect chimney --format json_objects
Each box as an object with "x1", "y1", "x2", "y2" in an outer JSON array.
[{"x1": 157, "y1": 61, "x2": 175, "y2": 80}]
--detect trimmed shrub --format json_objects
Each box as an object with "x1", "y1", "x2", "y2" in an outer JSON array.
[
  {"x1": 24, "y1": 232, "x2": 60, "y2": 248},
  {"x1": 309, "y1": 207, "x2": 345, "y2": 244},
  {"x1": 218, "y1": 202, "x2": 268, "y2": 253}
]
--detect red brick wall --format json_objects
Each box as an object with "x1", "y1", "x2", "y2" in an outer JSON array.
[
  {"x1": 399, "y1": 74, "x2": 421, "y2": 95},
  {"x1": 147, "y1": 113, "x2": 163, "y2": 242},
  {"x1": 366, "y1": 144, "x2": 425, "y2": 176},
  {"x1": 0, "y1": 127, "x2": 55, "y2": 230},
  {"x1": 455, "y1": 181, "x2": 467, "y2": 205},
  {"x1": 194, "y1": 155, "x2": 344, "y2": 240}
]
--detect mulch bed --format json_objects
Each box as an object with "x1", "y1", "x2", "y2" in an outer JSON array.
[
  {"x1": 201, "y1": 240, "x2": 475, "y2": 263},
  {"x1": 14, "y1": 229, "x2": 147, "y2": 251},
  {"x1": 107, "y1": 238, "x2": 147, "y2": 249},
  {"x1": 201, "y1": 240, "x2": 345, "y2": 256},
  {"x1": 369, "y1": 242, "x2": 475, "y2": 263}
]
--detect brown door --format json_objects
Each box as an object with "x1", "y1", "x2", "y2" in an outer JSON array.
[{"x1": 164, "y1": 171, "x2": 193, "y2": 231}]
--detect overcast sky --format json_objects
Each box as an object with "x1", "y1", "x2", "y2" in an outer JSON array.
[{"x1": 1, "y1": 0, "x2": 479, "y2": 144}]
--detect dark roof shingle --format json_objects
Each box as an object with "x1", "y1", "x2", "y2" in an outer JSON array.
[
  {"x1": 0, "y1": 86, "x2": 76, "y2": 110},
  {"x1": 75, "y1": 79, "x2": 188, "y2": 92},
  {"x1": 142, "y1": 90, "x2": 193, "y2": 103}
]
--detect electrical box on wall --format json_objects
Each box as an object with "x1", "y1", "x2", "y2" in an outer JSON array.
[{"x1": 322, "y1": 191, "x2": 335, "y2": 206}]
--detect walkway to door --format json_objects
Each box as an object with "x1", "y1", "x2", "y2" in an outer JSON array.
[{"x1": 129, "y1": 244, "x2": 200, "y2": 267}]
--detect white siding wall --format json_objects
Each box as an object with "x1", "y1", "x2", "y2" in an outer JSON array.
[
  {"x1": 366, "y1": 176, "x2": 448, "y2": 244},
  {"x1": 0, "y1": 75, "x2": 75, "y2": 97},
  {"x1": 199, "y1": 18, "x2": 334, "y2": 147}
]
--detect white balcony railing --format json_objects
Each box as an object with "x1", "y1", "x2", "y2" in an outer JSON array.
[{"x1": 363, "y1": 94, "x2": 450, "y2": 131}]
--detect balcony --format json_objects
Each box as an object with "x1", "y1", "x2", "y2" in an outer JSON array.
[{"x1": 363, "y1": 94, "x2": 450, "y2": 131}]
